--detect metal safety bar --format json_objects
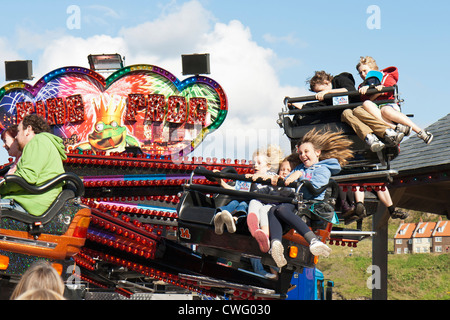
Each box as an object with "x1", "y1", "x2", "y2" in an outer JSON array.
[
  {"x1": 281, "y1": 99, "x2": 396, "y2": 116},
  {"x1": 191, "y1": 166, "x2": 331, "y2": 197},
  {"x1": 185, "y1": 183, "x2": 298, "y2": 205},
  {"x1": 284, "y1": 86, "x2": 397, "y2": 105}
]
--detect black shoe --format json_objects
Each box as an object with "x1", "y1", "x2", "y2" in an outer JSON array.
[
  {"x1": 390, "y1": 209, "x2": 409, "y2": 220},
  {"x1": 341, "y1": 200, "x2": 355, "y2": 217},
  {"x1": 354, "y1": 202, "x2": 367, "y2": 218}
]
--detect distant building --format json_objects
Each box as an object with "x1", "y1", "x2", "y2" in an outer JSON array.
[
  {"x1": 394, "y1": 218, "x2": 450, "y2": 254},
  {"x1": 432, "y1": 219, "x2": 450, "y2": 254},
  {"x1": 394, "y1": 222, "x2": 415, "y2": 254}
]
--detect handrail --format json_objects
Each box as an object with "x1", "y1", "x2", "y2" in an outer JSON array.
[
  {"x1": 186, "y1": 183, "x2": 298, "y2": 205},
  {"x1": 281, "y1": 99, "x2": 395, "y2": 116},
  {"x1": 284, "y1": 86, "x2": 396, "y2": 104},
  {"x1": 2, "y1": 172, "x2": 85, "y2": 197},
  {"x1": 192, "y1": 166, "x2": 335, "y2": 198}
]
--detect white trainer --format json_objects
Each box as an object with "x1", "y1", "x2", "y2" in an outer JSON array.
[{"x1": 309, "y1": 238, "x2": 332, "y2": 258}]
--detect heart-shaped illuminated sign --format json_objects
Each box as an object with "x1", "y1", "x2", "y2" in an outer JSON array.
[{"x1": 0, "y1": 65, "x2": 227, "y2": 157}]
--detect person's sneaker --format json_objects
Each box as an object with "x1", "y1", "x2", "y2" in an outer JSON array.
[
  {"x1": 247, "y1": 212, "x2": 259, "y2": 237},
  {"x1": 221, "y1": 210, "x2": 236, "y2": 233},
  {"x1": 395, "y1": 123, "x2": 411, "y2": 136},
  {"x1": 309, "y1": 238, "x2": 331, "y2": 258},
  {"x1": 354, "y1": 202, "x2": 367, "y2": 218},
  {"x1": 264, "y1": 272, "x2": 278, "y2": 280},
  {"x1": 384, "y1": 128, "x2": 404, "y2": 146},
  {"x1": 270, "y1": 240, "x2": 287, "y2": 268},
  {"x1": 254, "y1": 229, "x2": 270, "y2": 253},
  {"x1": 341, "y1": 200, "x2": 355, "y2": 217},
  {"x1": 417, "y1": 130, "x2": 433, "y2": 144},
  {"x1": 213, "y1": 211, "x2": 224, "y2": 235},
  {"x1": 390, "y1": 209, "x2": 409, "y2": 220},
  {"x1": 365, "y1": 133, "x2": 385, "y2": 152}
]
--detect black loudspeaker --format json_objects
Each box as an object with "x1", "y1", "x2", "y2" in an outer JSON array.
[
  {"x1": 182, "y1": 54, "x2": 210, "y2": 75},
  {"x1": 5, "y1": 60, "x2": 33, "y2": 81}
]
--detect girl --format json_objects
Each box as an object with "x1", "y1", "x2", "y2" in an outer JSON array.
[
  {"x1": 268, "y1": 128, "x2": 353, "y2": 268},
  {"x1": 247, "y1": 154, "x2": 300, "y2": 253},
  {"x1": 357, "y1": 56, "x2": 433, "y2": 144},
  {"x1": 213, "y1": 147, "x2": 275, "y2": 235}
]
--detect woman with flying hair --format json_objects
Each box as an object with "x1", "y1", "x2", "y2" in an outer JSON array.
[{"x1": 268, "y1": 128, "x2": 353, "y2": 268}]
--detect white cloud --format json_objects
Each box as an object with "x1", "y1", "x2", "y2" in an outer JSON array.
[
  {"x1": 0, "y1": 37, "x2": 21, "y2": 61},
  {"x1": 119, "y1": 0, "x2": 214, "y2": 60},
  {"x1": 0, "y1": 37, "x2": 23, "y2": 83},
  {"x1": 35, "y1": 34, "x2": 128, "y2": 79},
  {"x1": 189, "y1": 19, "x2": 307, "y2": 158},
  {"x1": 15, "y1": 27, "x2": 66, "y2": 54},
  {"x1": 117, "y1": 2, "x2": 308, "y2": 158}
]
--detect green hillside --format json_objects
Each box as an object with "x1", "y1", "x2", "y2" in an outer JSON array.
[{"x1": 316, "y1": 212, "x2": 450, "y2": 300}]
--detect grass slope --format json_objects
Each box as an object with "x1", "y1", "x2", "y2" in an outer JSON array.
[{"x1": 316, "y1": 212, "x2": 450, "y2": 300}]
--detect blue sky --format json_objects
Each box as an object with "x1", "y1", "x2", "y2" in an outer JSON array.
[{"x1": 0, "y1": 0, "x2": 449, "y2": 163}]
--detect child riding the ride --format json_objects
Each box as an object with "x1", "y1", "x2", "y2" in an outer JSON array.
[
  {"x1": 356, "y1": 56, "x2": 433, "y2": 144},
  {"x1": 268, "y1": 128, "x2": 353, "y2": 268}
]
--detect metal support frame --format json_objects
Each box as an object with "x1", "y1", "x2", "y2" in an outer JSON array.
[{"x1": 371, "y1": 201, "x2": 389, "y2": 300}]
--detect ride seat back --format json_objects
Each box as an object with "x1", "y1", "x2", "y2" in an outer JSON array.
[
  {"x1": 283, "y1": 116, "x2": 366, "y2": 153},
  {"x1": 177, "y1": 190, "x2": 216, "y2": 226},
  {"x1": 1, "y1": 187, "x2": 76, "y2": 225},
  {"x1": 0, "y1": 174, "x2": 84, "y2": 236}
]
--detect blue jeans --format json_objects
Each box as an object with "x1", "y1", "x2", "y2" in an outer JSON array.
[
  {"x1": 0, "y1": 198, "x2": 27, "y2": 213},
  {"x1": 250, "y1": 258, "x2": 270, "y2": 277},
  {"x1": 217, "y1": 200, "x2": 248, "y2": 218}
]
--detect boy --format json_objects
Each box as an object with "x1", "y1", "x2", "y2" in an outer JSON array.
[
  {"x1": 290, "y1": 70, "x2": 357, "y2": 125},
  {"x1": 357, "y1": 56, "x2": 433, "y2": 144},
  {"x1": 306, "y1": 71, "x2": 405, "y2": 152}
]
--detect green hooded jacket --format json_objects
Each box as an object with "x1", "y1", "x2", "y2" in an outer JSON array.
[{"x1": 0, "y1": 132, "x2": 67, "y2": 216}]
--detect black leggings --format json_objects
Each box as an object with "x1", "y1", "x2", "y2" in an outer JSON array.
[{"x1": 268, "y1": 203, "x2": 316, "y2": 244}]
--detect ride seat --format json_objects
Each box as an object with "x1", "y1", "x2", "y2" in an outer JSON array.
[
  {"x1": 177, "y1": 190, "x2": 216, "y2": 226},
  {"x1": 282, "y1": 116, "x2": 366, "y2": 152},
  {"x1": 1, "y1": 185, "x2": 76, "y2": 225},
  {"x1": 0, "y1": 173, "x2": 85, "y2": 237},
  {"x1": 0, "y1": 173, "x2": 90, "y2": 262}
]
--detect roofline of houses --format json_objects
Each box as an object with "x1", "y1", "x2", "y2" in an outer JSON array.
[
  {"x1": 432, "y1": 220, "x2": 448, "y2": 237},
  {"x1": 394, "y1": 217, "x2": 450, "y2": 239}
]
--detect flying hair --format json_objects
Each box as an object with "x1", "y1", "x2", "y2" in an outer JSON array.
[
  {"x1": 306, "y1": 70, "x2": 334, "y2": 92},
  {"x1": 297, "y1": 127, "x2": 354, "y2": 167}
]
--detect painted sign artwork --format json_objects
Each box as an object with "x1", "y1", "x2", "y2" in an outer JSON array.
[{"x1": 0, "y1": 65, "x2": 228, "y2": 158}]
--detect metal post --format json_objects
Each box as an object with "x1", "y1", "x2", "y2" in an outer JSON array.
[{"x1": 372, "y1": 200, "x2": 389, "y2": 300}]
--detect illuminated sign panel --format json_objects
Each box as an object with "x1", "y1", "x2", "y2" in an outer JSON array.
[{"x1": 0, "y1": 65, "x2": 227, "y2": 157}]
